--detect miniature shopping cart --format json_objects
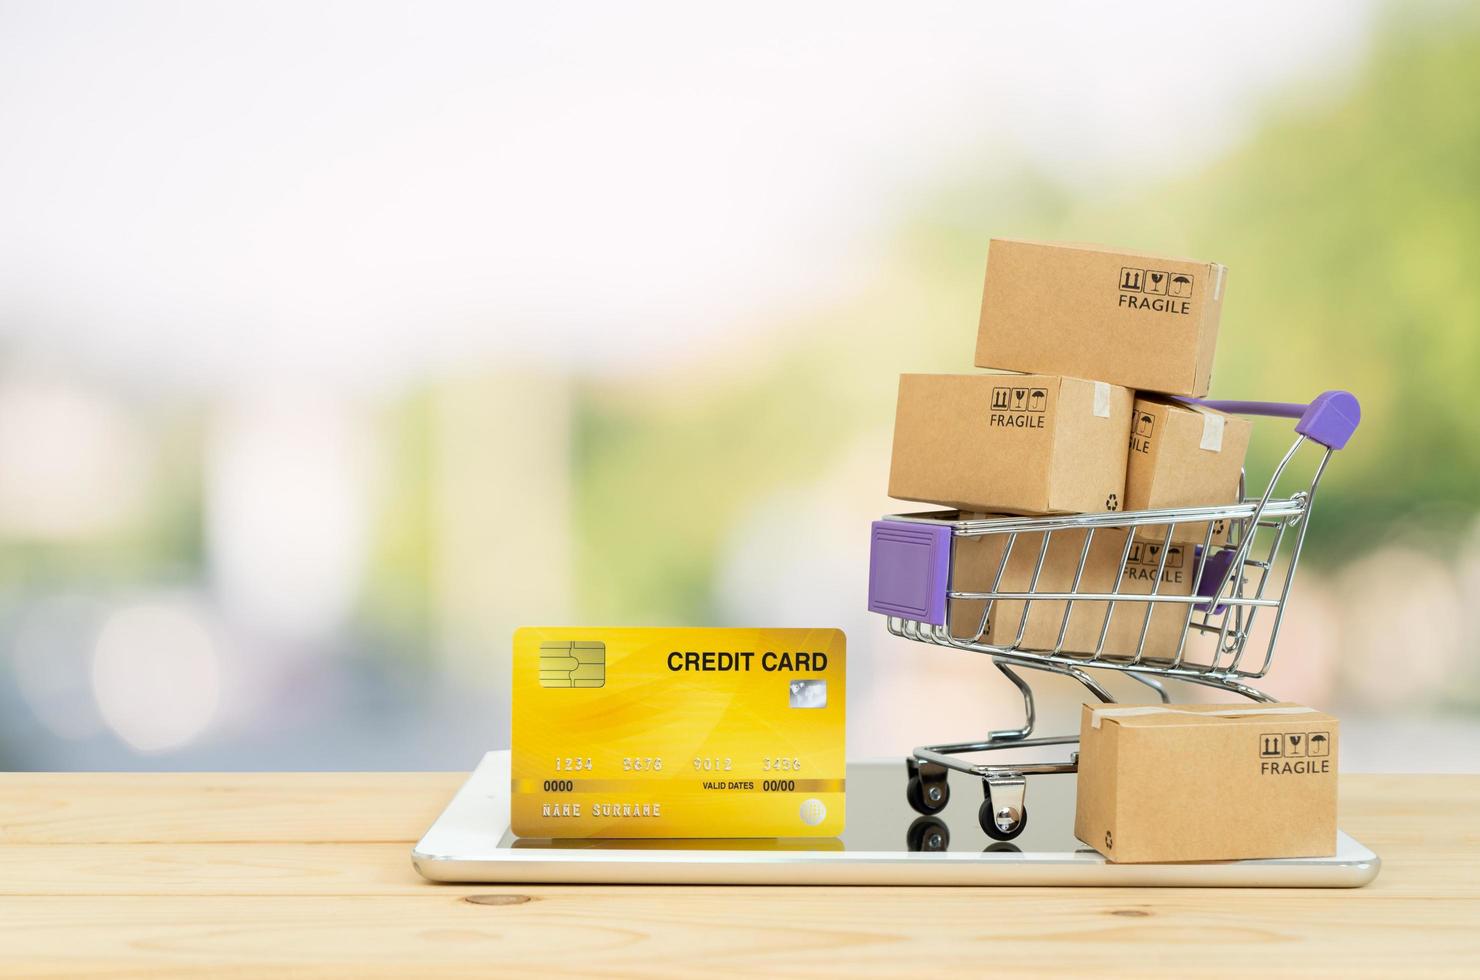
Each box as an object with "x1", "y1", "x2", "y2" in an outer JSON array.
[{"x1": 867, "y1": 391, "x2": 1360, "y2": 843}]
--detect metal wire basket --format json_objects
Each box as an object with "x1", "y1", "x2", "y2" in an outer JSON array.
[{"x1": 866, "y1": 391, "x2": 1360, "y2": 843}]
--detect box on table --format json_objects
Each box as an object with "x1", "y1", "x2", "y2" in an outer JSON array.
[
  {"x1": 888, "y1": 373, "x2": 1132, "y2": 516},
  {"x1": 1075, "y1": 702, "x2": 1338, "y2": 863},
  {"x1": 1126, "y1": 396, "x2": 1252, "y2": 545},
  {"x1": 946, "y1": 522, "x2": 1196, "y2": 660},
  {"x1": 975, "y1": 239, "x2": 1227, "y2": 397}
]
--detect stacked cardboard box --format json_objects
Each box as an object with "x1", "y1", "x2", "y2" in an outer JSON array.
[
  {"x1": 887, "y1": 238, "x2": 1252, "y2": 659},
  {"x1": 889, "y1": 373, "x2": 1132, "y2": 516},
  {"x1": 1075, "y1": 703, "x2": 1339, "y2": 862}
]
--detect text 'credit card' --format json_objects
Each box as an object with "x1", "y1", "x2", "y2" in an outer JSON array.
[{"x1": 511, "y1": 627, "x2": 846, "y2": 838}]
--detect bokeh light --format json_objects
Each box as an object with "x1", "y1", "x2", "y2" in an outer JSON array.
[
  {"x1": 90, "y1": 599, "x2": 221, "y2": 753},
  {"x1": 206, "y1": 390, "x2": 375, "y2": 642}
]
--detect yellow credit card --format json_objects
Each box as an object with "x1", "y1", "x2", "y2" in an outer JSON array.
[{"x1": 511, "y1": 627, "x2": 845, "y2": 838}]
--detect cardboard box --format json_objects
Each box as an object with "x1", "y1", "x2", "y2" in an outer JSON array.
[
  {"x1": 947, "y1": 523, "x2": 1196, "y2": 660},
  {"x1": 888, "y1": 373, "x2": 1132, "y2": 515},
  {"x1": 975, "y1": 239, "x2": 1227, "y2": 397},
  {"x1": 1075, "y1": 702, "x2": 1338, "y2": 863},
  {"x1": 1126, "y1": 397, "x2": 1252, "y2": 545}
]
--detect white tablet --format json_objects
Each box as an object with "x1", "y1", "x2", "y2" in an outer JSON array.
[{"x1": 413, "y1": 752, "x2": 1379, "y2": 887}]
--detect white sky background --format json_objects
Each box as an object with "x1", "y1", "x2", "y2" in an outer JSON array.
[{"x1": 0, "y1": 0, "x2": 1378, "y2": 391}]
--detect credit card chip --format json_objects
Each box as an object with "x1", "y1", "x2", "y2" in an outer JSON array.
[{"x1": 539, "y1": 640, "x2": 606, "y2": 688}]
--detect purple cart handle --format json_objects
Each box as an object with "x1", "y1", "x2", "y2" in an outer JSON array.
[{"x1": 1176, "y1": 389, "x2": 1360, "y2": 450}]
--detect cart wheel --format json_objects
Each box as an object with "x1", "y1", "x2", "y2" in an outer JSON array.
[
  {"x1": 906, "y1": 774, "x2": 950, "y2": 815},
  {"x1": 906, "y1": 816, "x2": 950, "y2": 852},
  {"x1": 979, "y1": 790, "x2": 1027, "y2": 842}
]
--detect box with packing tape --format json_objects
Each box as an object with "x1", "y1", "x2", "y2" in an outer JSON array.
[
  {"x1": 888, "y1": 373, "x2": 1133, "y2": 516},
  {"x1": 1075, "y1": 702, "x2": 1338, "y2": 863},
  {"x1": 975, "y1": 239, "x2": 1227, "y2": 397},
  {"x1": 1126, "y1": 396, "x2": 1252, "y2": 545},
  {"x1": 947, "y1": 523, "x2": 1196, "y2": 660}
]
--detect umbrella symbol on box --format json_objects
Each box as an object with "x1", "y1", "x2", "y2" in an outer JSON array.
[
  {"x1": 1168, "y1": 274, "x2": 1193, "y2": 297},
  {"x1": 1309, "y1": 733, "x2": 1330, "y2": 757}
]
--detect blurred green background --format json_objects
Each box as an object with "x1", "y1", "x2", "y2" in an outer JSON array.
[{"x1": 1, "y1": 1, "x2": 1477, "y2": 770}]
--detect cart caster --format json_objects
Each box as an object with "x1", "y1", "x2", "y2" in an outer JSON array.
[
  {"x1": 906, "y1": 815, "x2": 950, "y2": 852},
  {"x1": 979, "y1": 778, "x2": 1027, "y2": 842},
  {"x1": 905, "y1": 760, "x2": 950, "y2": 815}
]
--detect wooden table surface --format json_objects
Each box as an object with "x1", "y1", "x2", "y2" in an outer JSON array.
[{"x1": 1, "y1": 772, "x2": 1477, "y2": 977}]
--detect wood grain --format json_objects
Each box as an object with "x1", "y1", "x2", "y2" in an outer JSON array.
[
  {"x1": 0, "y1": 890, "x2": 1476, "y2": 979},
  {"x1": 0, "y1": 772, "x2": 1475, "y2": 977},
  {"x1": 0, "y1": 772, "x2": 463, "y2": 843}
]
